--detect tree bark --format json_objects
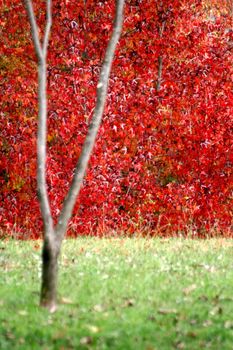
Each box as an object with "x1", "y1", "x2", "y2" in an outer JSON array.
[{"x1": 40, "y1": 237, "x2": 60, "y2": 312}]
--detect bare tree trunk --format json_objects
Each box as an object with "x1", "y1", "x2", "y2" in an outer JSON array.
[
  {"x1": 40, "y1": 236, "x2": 60, "y2": 312},
  {"x1": 24, "y1": 0, "x2": 125, "y2": 311}
]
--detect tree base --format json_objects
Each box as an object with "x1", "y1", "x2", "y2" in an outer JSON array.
[{"x1": 40, "y1": 298, "x2": 57, "y2": 313}]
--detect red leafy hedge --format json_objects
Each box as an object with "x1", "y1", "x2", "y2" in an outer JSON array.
[{"x1": 0, "y1": 0, "x2": 232, "y2": 238}]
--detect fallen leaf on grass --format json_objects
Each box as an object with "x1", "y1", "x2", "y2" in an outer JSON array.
[
  {"x1": 203, "y1": 320, "x2": 213, "y2": 327},
  {"x1": 219, "y1": 296, "x2": 233, "y2": 302},
  {"x1": 158, "y1": 308, "x2": 178, "y2": 315},
  {"x1": 80, "y1": 336, "x2": 93, "y2": 345},
  {"x1": 47, "y1": 316, "x2": 53, "y2": 325},
  {"x1": 52, "y1": 331, "x2": 67, "y2": 340},
  {"x1": 60, "y1": 297, "x2": 74, "y2": 305},
  {"x1": 189, "y1": 319, "x2": 197, "y2": 325},
  {"x1": 101, "y1": 274, "x2": 109, "y2": 280},
  {"x1": 86, "y1": 325, "x2": 100, "y2": 333},
  {"x1": 224, "y1": 320, "x2": 233, "y2": 329},
  {"x1": 209, "y1": 306, "x2": 223, "y2": 316},
  {"x1": 183, "y1": 284, "x2": 197, "y2": 295},
  {"x1": 186, "y1": 331, "x2": 197, "y2": 338},
  {"x1": 148, "y1": 315, "x2": 156, "y2": 322},
  {"x1": 204, "y1": 264, "x2": 217, "y2": 273},
  {"x1": 198, "y1": 295, "x2": 208, "y2": 302},
  {"x1": 175, "y1": 341, "x2": 185, "y2": 350},
  {"x1": 191, "y1": 263, "x2": 217, "y2": 272},
  {"x1": 122, "y1": 298, "x2": 136, "y2": 308},
  {"x1": 6, "y1": 331, "x2": 15, "y2": 340},
  {"x1": 93, "y1": 304, "x2": 104, "y2": 312},
  {"x1": 145, "y1": 346, "x2": 157, "y2": 350},
  {"x1": 18, "y1": 310, "x2": 28, "y2": 316}
]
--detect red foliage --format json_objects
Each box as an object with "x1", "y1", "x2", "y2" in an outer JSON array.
[{"x1": 0, "y1": 0, "x2": 232, "y2": 238}]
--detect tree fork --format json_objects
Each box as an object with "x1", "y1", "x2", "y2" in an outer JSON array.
[{"x1": 24, "y1": 0, "x2": 125, "y2": 311}]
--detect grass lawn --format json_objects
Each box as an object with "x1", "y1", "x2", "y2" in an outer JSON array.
[{"x1": 0, "y1": 238, "x2": 233, "y2": 349}]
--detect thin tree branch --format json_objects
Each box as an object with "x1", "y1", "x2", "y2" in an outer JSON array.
[
  {"x1": 156, "y1": 20, "x2": 166, "y2": 92},
  {"x1": 43, "y1": 0, "x2": 52, "y2": 56},
  {"x1": 24, "y1": 0, "x2": 43, "y2": 61},
  {"x1": 24, "y1": 0, "x2": 54, "y2": 236},
  {"x1": 56, "y1": 0, "x2": 125, "y2": 240},
  {"x1": 156, "y1": 56, "x2": 163, "y2": 91}
]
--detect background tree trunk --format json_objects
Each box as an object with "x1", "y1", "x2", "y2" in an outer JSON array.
[{"x1": 156, "y1": 20, "x2": 165, "y2": 92}]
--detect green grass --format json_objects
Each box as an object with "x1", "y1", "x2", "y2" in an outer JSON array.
[{"x1": 0, "y1": 238, "x2": 233, "y2": 350}]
